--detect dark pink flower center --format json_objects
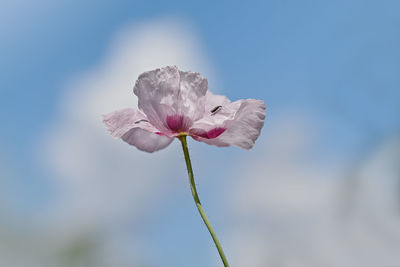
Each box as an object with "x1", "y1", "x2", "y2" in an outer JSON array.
[
  {"x1": 166, "y1": 114, "x2": 186, "y2": 132},
  {"x1": 191, "y1": 127, "x2": 226, "y2": 139}
]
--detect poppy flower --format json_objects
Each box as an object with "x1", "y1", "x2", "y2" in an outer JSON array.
[{"x1": 103, "y1": 66, "x2": 266, "y2": 152}]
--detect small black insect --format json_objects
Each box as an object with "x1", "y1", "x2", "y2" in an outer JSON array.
[
  {"x1": 210, "y1": 105, "x2": 222, "y2": 114},
  {"x1": 135, "y1": 119, "x2": 149, "y2": 124}
]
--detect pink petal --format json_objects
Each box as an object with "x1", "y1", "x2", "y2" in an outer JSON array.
[
  {"x1": 177, "y1": 70, "x2": 208, "y2": 120},
  {"x1": 102, "y1": 108, "x2": 156, "y2": 137},
  {"x1": 190, "y1": 127, "x2": 226, "y2": 139},
  {"x1": 133, "y1": 66, "x2": 180, "y2": 133},
  {"x1": 189, "y1": 91, "x2": 235, "y2": 133},
  {"x1": 192, "y1": 98, "x2": 266, "y2": 149},
  {"x1": 122, "y1": 128, "x2": 173, "y2": 152},
  {"x1": 133, "y1": 66, "x2": 208, "y2": 135},
  {"x1": 203, "y1": 91, "x2": 231, "y2": 112},
  {"x1": 102, "y1": 108, "x2": 173, "y2": 152}
]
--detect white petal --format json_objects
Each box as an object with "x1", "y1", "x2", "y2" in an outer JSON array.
[
  {"x1": 203, "y1": 91, "x2": 231, "y2": 112},
  {"x1": 122, "y1": 128, "x2": 173, "y2": 152},
  {"x1": 103, "y1": 108, "x2": 160, "y2": 137},
  {"x1": 133, "y1": 66, "x2": 180, "y2": 133},
  {"x1": 190, "y1": 91, "x2": 235, "y2": 131},
  {"x1": 103, "y1": 108, "x2": 173, "y2": 152},
  {"x1": 192, "y1": 99, "x2": 266, "y2": 149},
  {"x1": 178, "y1": 70, "x2": 208, "y2": 120}
]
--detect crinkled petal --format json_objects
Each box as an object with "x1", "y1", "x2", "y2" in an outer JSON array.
[
  {"x1": 203, "y1": 91, "x2": 231, "y2": 112},
  {"x1": 133, "y1": 66, "x2": 208, "y2": 135},
  {"x1": 103, "y1": 108, "x2": 160, "y2": 137},
  {"x1": 192, "y1": 99, "x2": 266, "y2": 149},
  {"x1": 190, "y1": 91, "x2": 235, "y2": 131},
  {"x1": 102, "y1": 108, "x2": 173, "y2": 152},
  {"x1": 133, "y1": 66, "x2": 180, "y2": 133},
  {"x1": 177, "y1": 70, "x2": 208, "y2": 120},
  {"x1": 122, "y1": 128, "x2": 173, "y2": 152}
]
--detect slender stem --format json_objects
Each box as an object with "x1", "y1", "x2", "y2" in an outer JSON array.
[{"x1": 179, "y1": 135, "x2": 230, "y2": 267}]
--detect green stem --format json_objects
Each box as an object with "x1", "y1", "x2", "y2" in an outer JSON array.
[{"x1": 179, "y1": 135, "x2": 230, "y2": 267}]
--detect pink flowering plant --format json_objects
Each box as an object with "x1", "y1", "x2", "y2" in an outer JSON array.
[{"x1": 103, "y1": 66, "x2": 266, "y2": 266}]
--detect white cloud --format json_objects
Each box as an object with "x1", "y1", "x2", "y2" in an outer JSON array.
[{"x1": 224, "y1": 115, "x2": 400, "y2": 267}]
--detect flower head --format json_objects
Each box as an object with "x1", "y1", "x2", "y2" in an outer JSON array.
[{"x1": 103, "y1": 66, "x2": 266, "y2": 152}]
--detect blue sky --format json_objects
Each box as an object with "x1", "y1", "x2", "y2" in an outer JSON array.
[
  {"x1": 1, "y1": 0, "x2": 400, "y2": 266},
  {"x1": 2, "y1": 0, "x2": 399, "y2": 156}
]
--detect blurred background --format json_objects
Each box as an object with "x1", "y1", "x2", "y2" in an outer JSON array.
[{"x1": 1, "y1": 0, "x2": 400, "y2": 266}]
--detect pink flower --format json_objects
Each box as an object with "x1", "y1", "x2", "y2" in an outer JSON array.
[{"x1": 103, "y1": 66, "x2": 266, "y2": 152}]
